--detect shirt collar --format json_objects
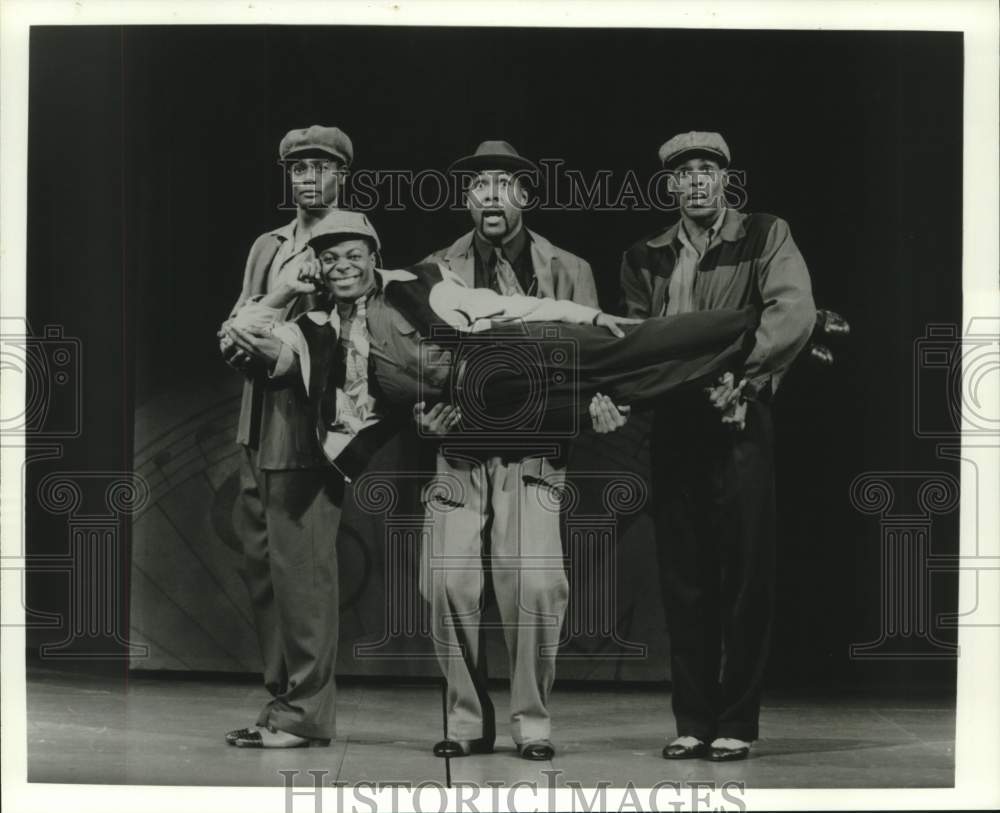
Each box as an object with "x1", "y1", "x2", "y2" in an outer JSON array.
[
  {"x1": 677, "y1": 206, "x2": 727, "y2": 251},
  {"x1": 268, "y1": 218, "x2": 297, "y2": 242},
  {"x1": 267, "y1": 207, "x2": 344, "y2": 244},
  {"x1": 646, "y1": 208, "x2": 746, "y2": 250},
  {"x1": 473, "y1": 222, "x2": 530, "y2": 266}
]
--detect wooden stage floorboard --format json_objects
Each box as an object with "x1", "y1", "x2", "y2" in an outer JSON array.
[{"x1": 25, "y1": 664, "x2": 955, "y2": 789}]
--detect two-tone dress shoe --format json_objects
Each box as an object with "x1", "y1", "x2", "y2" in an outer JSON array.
[
  {"x1": 225, "y1": 726, "x2": 259, "y2": 745},
  {"x1": 232, "y1": 725, "x2": 331, "y2": 749},
  {"x1": 708, "y1": 737, "x2": 751, "y2": 761},
  {"x1": 662, "y1": 736, "x2": 708, "y2": 759}
]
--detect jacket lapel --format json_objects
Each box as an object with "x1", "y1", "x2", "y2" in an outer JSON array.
[
  {"x1": 443, "y1": 231, "x2": 477, "y2": 287},
  {"x1": 527, "y1": 229, "x2": 555, "y2": 298}
]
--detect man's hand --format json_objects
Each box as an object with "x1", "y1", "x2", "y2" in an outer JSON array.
[
  {"x1": 218, "y1": 322, "x2": 254, "y2": 368},
  {"x1": 275, "y1": 256, "x2": 321, "y2": 296},
  {"x1": 589, "y1": 393, "x2": 631, "y2": 434},
  {"x1": 594, "y1": 312, "x2": 641, "y2": 337},
  {"x1": 225, "y1": 324, "x2": 285, "y2": 368},
  {"x1": 296, "y1": 258, "x2": 326, "y2": 294},
  {"x1": 706, "y1": 371, "x2": 748, "y2": 429},
  {"x1": 413, "y1": 401, "x2": 462, "y2": 436}
]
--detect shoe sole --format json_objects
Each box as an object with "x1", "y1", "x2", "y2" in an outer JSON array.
[{"x1": 708, "y1": 751, "x2": 749, "y2": 762}]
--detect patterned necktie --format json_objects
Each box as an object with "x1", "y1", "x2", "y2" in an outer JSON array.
[
  {"x1": 335, "y1": 295, "x2": 377, "y2": 433},
  {"x1": 492, "y1": 247, "x2": 525, "y2": 296}
]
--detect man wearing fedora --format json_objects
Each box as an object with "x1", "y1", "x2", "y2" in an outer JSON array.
[
  {"x1": 416, "y1": 141, "x2": 627, "y2": 762},
  {"x1": 620, "y1": 131, "x2": 816, "y2": 761},
  {"x1": 217, "y1": 125, "x2": 353, "y2": 748}
]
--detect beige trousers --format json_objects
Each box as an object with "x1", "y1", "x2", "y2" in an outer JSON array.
[{"x1": 420, "y1": 451, "x2": 569, "y2": 745}]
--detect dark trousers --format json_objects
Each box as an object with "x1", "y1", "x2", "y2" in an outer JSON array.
[
  {"x1": 233, "y1": 449, "x2": 343, "y2": 740},
  {"x1": 470, "y1": 306, "x2": 756, "y2": 434},
  {"x1": 651, "y1": 396, "x2": 776, "y2": 742}
]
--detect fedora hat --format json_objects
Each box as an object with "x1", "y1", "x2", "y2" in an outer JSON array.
[{"x1": 448, "y1": 140, "x2": 539, "y2": 177}]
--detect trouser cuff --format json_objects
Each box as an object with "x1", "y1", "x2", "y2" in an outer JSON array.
[
  {"x1": 262, "y1": 706, "x2": 336, "y2": 741},
  {"x1": 674, "y1": 721, "x2": 716, "y2": 742}
]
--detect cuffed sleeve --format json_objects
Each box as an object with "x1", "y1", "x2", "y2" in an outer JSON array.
[
  {"x1": 268, "y1": 342, "x2": 299, "y2": 379},
  {"x1": 231, "y1": 300, "x2": 285, "y2": 333},
  {"x1": 271, "y1": 321, "x2": 312, "y2": 393}
]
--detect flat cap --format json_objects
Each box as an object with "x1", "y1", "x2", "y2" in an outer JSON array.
[
  {"x1": 658, "y1": 131, "x2": 731, "y2": 169},
  {"x1": 279, "y1": 125, "x2": 354, "y2": 166},
  {"x1": 307, "y1": 211, "x2": 381, "y2": 252}
]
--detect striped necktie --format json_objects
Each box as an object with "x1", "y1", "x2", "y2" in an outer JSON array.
[
  {"x1": 492, "y1": 247, "x2": 525, "y2": 296},
  {"x1": 335, "y1": 295, "x2": 377, "y2": 433}
]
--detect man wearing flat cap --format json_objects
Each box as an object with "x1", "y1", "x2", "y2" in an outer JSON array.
[
  {"x1": 217, "y1": 125, "x2": 353, "y2": 748},
  {"x1": 620, "y1": 131, "x2": 816, "y2": 762},
  {"x1": 416, "y1": 141, "x2": 628, "y2": 762}
]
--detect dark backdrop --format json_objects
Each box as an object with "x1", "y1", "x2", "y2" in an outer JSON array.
[{"x1": 25, "y1": 25, "x2": 962, "y2": 690}]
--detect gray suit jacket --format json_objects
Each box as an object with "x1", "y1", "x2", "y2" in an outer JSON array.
[
  {"x1": 228, "y1": 226, "x2": 328, "y2": 469},
  {"x1": 422, "y1": 228, "x2": 600, "y2": 308}
]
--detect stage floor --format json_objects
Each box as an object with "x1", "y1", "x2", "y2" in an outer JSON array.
[{"x1": 25, "y1": 663, "x2": 955, "y2": 789}]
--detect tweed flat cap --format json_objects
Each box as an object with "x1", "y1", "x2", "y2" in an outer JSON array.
[
  {"x1": 279, "y1": 125, "x2": 354, "y2": 166},
  {"x1": 658, "y1": 131, "x2": 731, "y2": 169},
  {"x1": 306, "y1": 211, "x2": 381, "y2": 252}
]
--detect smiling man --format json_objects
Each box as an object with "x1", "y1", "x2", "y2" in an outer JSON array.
[
  {"x1": 620, "y1": 131, "x2": 816, "y2": 762},
  {"x1": 217, "y1": 125, "x2": 352, "y2": 749}
]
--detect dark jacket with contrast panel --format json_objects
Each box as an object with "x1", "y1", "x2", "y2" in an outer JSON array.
[{"x1": 620, "y1": 208, "x2": 816, "y2": 397}]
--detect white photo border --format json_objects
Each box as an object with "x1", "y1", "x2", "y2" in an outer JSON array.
[{"x1": 2, "y1": 1, "x2": 997, "y2": 812}]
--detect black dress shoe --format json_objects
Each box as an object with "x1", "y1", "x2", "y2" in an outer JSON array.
[
  {"x1": 708, "y1": 744, "x2": 750, "y2": 761},
  {"x1": 662, "y1": 739, "x2": 708, "y2": 759},
  {"x1": 518, "y1": 740, "x2": 555, "y2": 761},
  {"x1": 432, "y1": 737, "x2": 494, "y2": 758}
]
